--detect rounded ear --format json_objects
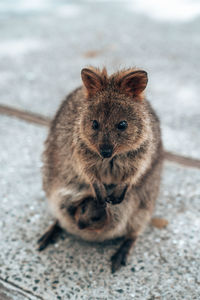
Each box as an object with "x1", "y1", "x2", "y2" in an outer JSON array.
[
  {"x1": 81, "y1": 68, "x2": 103, "y2": 98},
  {"x1": 119, "y1": 70, "x2": 148, "y2": 98}
]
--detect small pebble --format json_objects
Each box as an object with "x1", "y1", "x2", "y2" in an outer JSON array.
[
  {"x1": 131, "y1": 267, "x2": 135, "y2": 272},
  {"x1": 116, "y1": 289, "x2": 124, "y2": 293},
  {"x1": 151, "y1": 217, "x2": 169, "y2": 229}
]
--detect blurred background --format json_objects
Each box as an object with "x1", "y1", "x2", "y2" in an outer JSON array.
[
  {"x1": 0, "y1": 0, "x2": 200, "y2": 158},
  {"x1": 0, "y1": 1, "x2": 200, "y2": 299}
]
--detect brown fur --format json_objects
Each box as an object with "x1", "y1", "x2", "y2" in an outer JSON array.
[{"x1": 41, "y1": 67, "x2": 163, "y2": 272}]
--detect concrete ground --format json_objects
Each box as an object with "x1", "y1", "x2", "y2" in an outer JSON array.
[{"x1": 0, "y1": 0, "x2": 200, "y2": 299}]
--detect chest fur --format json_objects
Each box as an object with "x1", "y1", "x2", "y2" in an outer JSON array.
[{"x1": 95, "y1": 156, "x2": 134, "y2": 184}]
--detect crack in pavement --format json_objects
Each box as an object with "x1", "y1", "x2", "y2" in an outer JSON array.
[
  {"x1": 164, "y1": 151, "x2": 200, "y2": 169},
  {"x1": 0, "y1": 277, "x2": 44, "y2": 300},
  {"x1": 0, "y1": 104, "x2": 200, "y2": 169},
  {"x1": 0, "y1": 104, "x2": 50, "y2": 127}
]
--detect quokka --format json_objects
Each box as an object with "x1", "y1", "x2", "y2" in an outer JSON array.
[{"x1": 38, "y1": 67, "x2": 163, "y2": 273}]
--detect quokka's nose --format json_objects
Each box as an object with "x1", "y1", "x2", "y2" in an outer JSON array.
[{"x1": 100, "y1": 145, "x2": 113, "y2": 158}]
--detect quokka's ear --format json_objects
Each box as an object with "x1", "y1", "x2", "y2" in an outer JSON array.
[
  {"x1": 81, "y1": 68, "x2": 105, "y2": 98},
  {"x1": 118, "y1": 70, "x2": 148, "y2": 99}
]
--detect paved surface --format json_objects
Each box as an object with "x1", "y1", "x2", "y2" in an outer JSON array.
[{"x1": 0, "y1": 1, "x2": 200, "y2": 299}]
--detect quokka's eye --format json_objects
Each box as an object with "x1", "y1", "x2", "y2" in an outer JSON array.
[
  {"x1": 117, "y1": 120, "x2": 128, "y2": 131},
  {"x1": 92, "y1": 120, "x2": 99, "y2": 130}
]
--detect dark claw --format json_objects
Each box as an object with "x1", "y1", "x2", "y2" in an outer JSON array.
[
  {"x1": 106, "y1": 195, "x2": 122, "y2": 205},
  {"x1": 38, "y1": 242, "x2": 48, "y2": 252},
  {"x1": 105, "y1": 197, "x2": 112, "y2": 204}
]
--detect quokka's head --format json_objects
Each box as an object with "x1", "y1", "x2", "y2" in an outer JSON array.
[{"x1": 80, "y1": 67, "x2": 149, "y2": 159}]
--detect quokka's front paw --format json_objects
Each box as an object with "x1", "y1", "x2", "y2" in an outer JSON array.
[
  {"x1": 106, "y1": 194, "x2": 122, "y2": 205},
  {"x1": 106, "y1": 186, "x2": 128, "y2": 205}
]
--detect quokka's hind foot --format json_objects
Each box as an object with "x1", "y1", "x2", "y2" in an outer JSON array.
[
  {"x1": 37, "y1": 220, "x2": 63, "y2": 251},
  {"x1": 110, "y1": 236, "x2": 137, "y2": 273}
]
